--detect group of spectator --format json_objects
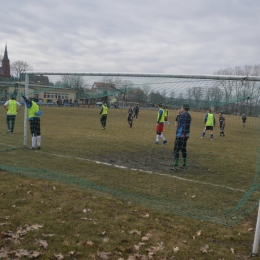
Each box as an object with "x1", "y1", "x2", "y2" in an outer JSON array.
[{"x1": 57, "y1": 98, "x2": 78, "y2": 107}]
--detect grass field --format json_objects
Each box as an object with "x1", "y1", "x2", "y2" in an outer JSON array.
[{"x1": 1, "y1": 105, "x2": 260, "y2": 259}]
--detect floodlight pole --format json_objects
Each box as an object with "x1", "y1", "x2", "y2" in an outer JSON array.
[{"x1": 252, "y1": 200, "x2": 260, "y2": 256}]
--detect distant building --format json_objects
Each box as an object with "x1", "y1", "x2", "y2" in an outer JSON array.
[{"x1": 0, "y1": 44, "x2": 10, "y2": 78}]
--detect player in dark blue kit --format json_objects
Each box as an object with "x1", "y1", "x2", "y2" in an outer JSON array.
[
  {"x1": 170, "y1": 104, "x2": 191, "y2": 170},
  {"x1": 219, "y1": 112, "x2": 225, "y2": 137},
  {"x1": 127, "y1": 105, "x2": 134, "y2": 128}
]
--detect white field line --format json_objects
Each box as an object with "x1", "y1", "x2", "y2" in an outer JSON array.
[
  {"x1": 46, "y1": 152, "x2": 247, "y2": 193},
  {"x1": 0, "y1": 143, "x2": 248, "y2": 193}
]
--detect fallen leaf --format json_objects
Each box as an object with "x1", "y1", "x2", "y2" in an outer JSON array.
[
  {"x1": 129, "y1": 230, "x2": 141, "y2": 236},
  {"x1": 35, "y1": 239, "x2": 48, "y2": 249},
  {"x1": 173, "y1": 247, "x2": 179, "y2": 253},
  {"x1": 54, "y1": 253, "x2": 64, "y2": 259},
  {"x1": 200, "y1": 245, "x2": 213, "y2": 253},
  {"x1": 53, "y1": 186, "x2": 56, "y2": 190},
  {"x1": 197, "y1": 230, "x2": 202, "y2": 236},
  {"x1": 231, "y1": 248, "x2": 234, "y2": 254},
  {"x1": 103, "y1": 237, "x2": 109, "y2": 242},
  {"x1": 42, "y1": 233, "x2": 55, "y2": 237},
  {"x1": 97, "y1": 251, "x2": 111, "y2": 260},
  {"x1": 86, "y1": 240, "x2": 94, "y2": 246},
  {"x1": 67, "y1": 251, "x2": 75, "y2": 256},
  {"x1": 0, "y1": 247, "x2": 10, "y2": 258}
]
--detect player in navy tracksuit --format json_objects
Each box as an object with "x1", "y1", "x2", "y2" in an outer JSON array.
[{"x1": 170, "y1": 104, "x2": 191, "y2": 170}]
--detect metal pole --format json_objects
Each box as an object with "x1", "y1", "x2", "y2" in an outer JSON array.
[
  {"x1": 23, "y1": 74, "x2": 29, "y2": 147},
  {"x1": 252, "y1": 200, "x2": 260, "y2": 256}
]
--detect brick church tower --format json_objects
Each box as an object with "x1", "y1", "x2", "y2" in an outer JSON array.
[{"x1": 0, "y1": 44, "x2": 10, "y2": 78}]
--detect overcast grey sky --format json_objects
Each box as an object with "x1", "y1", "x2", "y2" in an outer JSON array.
[{"x1": 1, "y1": 0, "x2": 259, "y2": 75}]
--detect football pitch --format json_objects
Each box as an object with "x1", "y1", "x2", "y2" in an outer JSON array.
[{"x1": 1, "y1": 105, "x2": 260, "y2": 226}]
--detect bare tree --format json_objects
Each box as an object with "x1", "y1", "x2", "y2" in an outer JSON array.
[
  {"x1": 141, "y1": 84, "x2": 151, "y2": 107},
  {"x1": 192, "y1": 87, "x2": 202, "y2": 108},
  {"x1": 60, "y1": 75, "x2": 86, "y2": 99},
  {"x1": 169, "y1": 90, "x2": 175, "y2": 106},
  {"x1": 11, "y1": 60, "x2": 33, "y2": 79}
]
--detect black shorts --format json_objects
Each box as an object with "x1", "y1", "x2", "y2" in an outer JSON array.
[{"x1": 205, "y1": 126, "x2": 213, "y2": 131}]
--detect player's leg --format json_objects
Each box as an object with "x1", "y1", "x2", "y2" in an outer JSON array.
[
  {"x1": 36, "y1": 118, "x2": 41, "y2": 149},
  {"x1": 180, "y1": 137, "x2": 189, "y2": 168},
  {"x1": 155, "y1": 131, "x2": 160, "y2": 144},
  {"x1": 159, "y1": 124, "x2": 167, "y2": 145},
  {"x1": 30, "y1": 120, "x2": 37, "y2": 149},
  {"x1": 103, "y1": 115, "x2": 107, "y2": 128},
  {"x1": 201, "y1": 127, "x2": 206, "y2": 138},
  {"x1": 170, "y1": 138, "x2": 181, "y2": 169},
  {"x1": 10, "y1": 115, "x2": 16, "y2": 132},
  {"x1": 210, "y1": 127, "x2": 214, "y2": 140},
  {"x1": 6, "y1": 115, "x2": 11, "y2": 132}
]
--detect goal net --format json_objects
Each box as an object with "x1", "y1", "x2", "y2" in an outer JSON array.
[{"x1": 1, "y1": 72, "x2": 260, "y2": 226}]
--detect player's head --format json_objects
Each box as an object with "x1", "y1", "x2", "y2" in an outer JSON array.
[
  {"x1": 208, "y1": 108, "x2": 211, "y2": 113},
  {"x1": 157, "y1": 104, "x2": 162, "y2": 108},
  {"x1": 182, "y1": 104, "x2": 190, "y2": 111}
]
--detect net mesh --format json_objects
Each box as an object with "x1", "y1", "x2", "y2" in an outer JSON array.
[{"x1": 1, "y1": 72, "x2": 260, "y2": 226}]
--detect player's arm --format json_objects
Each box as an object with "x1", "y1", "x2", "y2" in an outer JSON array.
[
  {"x1": 21, "y1": 96, "x2": 32, "y2": 108},
  {"x1": 99, "y1": 107, "x2": 103, "y2": 115},
  {"x1": 204, "y1": 114, "x2": 208, "y2": 124},
  {"x1": 3, "y1": 101, "x2": 8, "y2": 111},
  {"x1": 157, "y1": 110, "x2": 163, "y2": 124},
  {"x1": 16, "y1": 101, "x2": 21, "y2": 112}
]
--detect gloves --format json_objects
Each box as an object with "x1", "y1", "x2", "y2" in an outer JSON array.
[{"x1": 35, "y1": 110, "x2": 42, "y2": 116}]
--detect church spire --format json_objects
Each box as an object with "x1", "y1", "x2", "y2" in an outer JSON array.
[{"x1": 3, "y1": 43, "x2": 9, "y2": 61}]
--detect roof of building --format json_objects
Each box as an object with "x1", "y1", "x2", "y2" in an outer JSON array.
[
  {"x1": 2, "y1": 44, "x2": 9, "y2": 61},
  {"x1": 92, "y1": 82, "x2": 116, "y2": 90}
]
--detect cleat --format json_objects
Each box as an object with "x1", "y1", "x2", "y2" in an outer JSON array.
[
  {"x1": 179, "y1": 165, "x2": 186, "y2": 169},
  {"x1": 7, "y1": 130, "x2": 11, "y2": 133},
  {"x1": 162, "y1": 140, "x2": 168, "y2": 145},
  {"x1": 29, "y1": 147, "x2": 36, "y2": 150},
  {"x1": 36, "y1": 146, "x2": 41, "y2": 150},
  {"x1": 211, "y1": 139, "x2": 213, "y2": 141},
  {"x1": 102, "y1": 127, "x2": 105, "y2": 130},
  {"x1": 154, "y1": 141, "x2": 159, "y2": 144},
  {"x1": 170, "y1": 166, "x2": 179, "y2": 171},
  {"x1": 201, "y1": 137, "x2": 204, "y2": 139}
]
